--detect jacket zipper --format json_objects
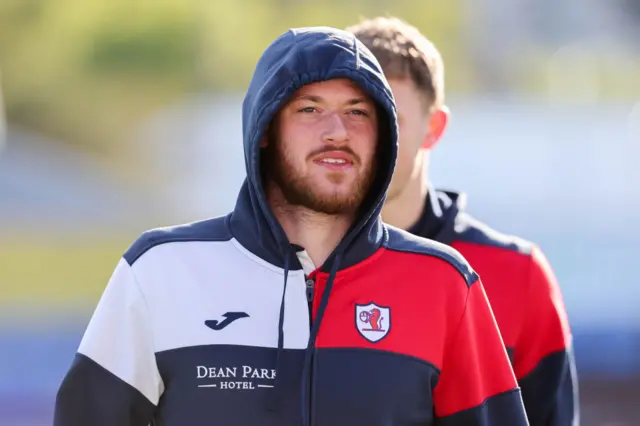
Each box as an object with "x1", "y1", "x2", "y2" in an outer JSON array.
[
  {"x1": 304, "y1": 275, "x2": 315, "y2": 425},
  {"x1": 305, "y1": 275, "x2": 315, "y2": 328}
]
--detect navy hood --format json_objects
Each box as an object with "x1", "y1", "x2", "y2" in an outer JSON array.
[{"x1": 229, "y1": 26, "x2": 399, "y2": 271}]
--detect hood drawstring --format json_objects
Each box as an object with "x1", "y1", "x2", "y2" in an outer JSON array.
[
  {"x1": 266, "y1": 248, "x2": 293, "y2": 412},
  {"x1": 300, "y1": 251, "x2": 343, "y2": 426}
]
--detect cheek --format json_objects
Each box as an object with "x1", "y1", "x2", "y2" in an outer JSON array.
[
  {"x1": 393, "y1": 153, "x2": 414, "y2": 181},
  {"x1": 393, "y1": 132, "x2": 422, "y2": 176},
  {"x1": 395, "y1": 133, "x2": 413, "y2": 163},
  {"x1": 398, "y1": 123, "x2": 423, "y2": 158},
  {"x1": 350, "y1": 122, "x2": 379, "y2": 161},
  {"x1": 278, "y1": 124, "x2": 310, "y2": 162}
]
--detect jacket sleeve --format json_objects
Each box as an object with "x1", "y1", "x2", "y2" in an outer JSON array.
[
  {"x1": 434, "y1": 277, "x2": 529, "y2": 426},
  {"x1": 54, "y1": 258, "x2": 163, "y2": 426},
  {"x1": 514, "y1": 246, "x2": 579, "y2": 426}
]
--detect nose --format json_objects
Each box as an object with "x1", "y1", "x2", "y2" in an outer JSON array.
[{"x1": 321, "y1": 112, "x2": 348, "y2": 144}]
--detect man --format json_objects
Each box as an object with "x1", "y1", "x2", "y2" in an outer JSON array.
[
  {"x1": 347, "y1": 17, "x2": 579, "y2": 426},
  {"x1": 53, "y1": 26, "x2": 528, "y2": 426}
]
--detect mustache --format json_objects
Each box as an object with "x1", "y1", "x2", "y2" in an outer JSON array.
[{"x1": 308, "y1": 146, "x2": 360, "y2": 164}]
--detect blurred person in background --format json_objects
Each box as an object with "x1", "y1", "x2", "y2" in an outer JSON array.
[
  {"x1": 348, "y1": 16, "x2": 579, "y2": 426},
  {"x1": 53, "y1": 26, "x2": 528, "y2": 426}
]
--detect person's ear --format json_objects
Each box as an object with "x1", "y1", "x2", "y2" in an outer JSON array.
[{"x1": 422, "y1": 105, "x2": 450, "y2": 150}]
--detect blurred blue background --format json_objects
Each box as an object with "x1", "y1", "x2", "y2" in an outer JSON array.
[{"x1": 0, "y1": 1, "x2": 639, "y2": 425}]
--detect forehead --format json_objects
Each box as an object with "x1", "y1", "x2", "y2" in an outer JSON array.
[{"x1": 292, "y1": 78, "x2": 372, "y2": 101}]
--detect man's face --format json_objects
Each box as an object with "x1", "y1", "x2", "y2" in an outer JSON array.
[
  {"x1": 386, "y1": 78, "x2": 431, "y2": 200},
  {"x1": 264, "y1": 78, "x2": 379, "y2": 215}
]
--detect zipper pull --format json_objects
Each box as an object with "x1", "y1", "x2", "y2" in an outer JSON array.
[{"x1": 305, "y1": 277, "x2": 315, "y2": 302}]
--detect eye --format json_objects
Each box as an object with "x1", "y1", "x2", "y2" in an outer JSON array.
[
  {"x1": 348, "y1": 109, "x2": 369, "y2": 117},
  {"x1": 298, "y1": 106, "x2": 318, "y2": 113}
]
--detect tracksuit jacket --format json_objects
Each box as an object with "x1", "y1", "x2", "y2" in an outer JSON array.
[
  {"x1": 53, "y1": 26, "x2": 529, "y2": 426},
  {"x1": 407, "y1": 188, "x2": 579, "y2": 426}
]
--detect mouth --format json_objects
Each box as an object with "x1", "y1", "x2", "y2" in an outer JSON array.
[{"x1": 313, "y1": 151, "x2": 355, "y2": 170}]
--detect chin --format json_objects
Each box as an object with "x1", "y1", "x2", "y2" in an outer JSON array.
[
  {"x1": 315, "y1": 182, "x2": 356, "y2": 197},
  {"x1": 311, "y1": 189, "x2": 351, "y2": 204}
]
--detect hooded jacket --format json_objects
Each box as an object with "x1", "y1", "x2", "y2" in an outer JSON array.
[
  {"x1": 54, "y1": 27, "x2": 528, "y2": 426},
  {"x1": 409, "y1": 188, "x2": 579, "y2": 426}
]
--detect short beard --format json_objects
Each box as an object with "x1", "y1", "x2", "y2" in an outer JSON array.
[{"x1": 262, "y1": 130, "x2": 377, "y2": 216}]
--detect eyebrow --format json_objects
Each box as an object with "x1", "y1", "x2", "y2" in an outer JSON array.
[{"x1": 292, "y1": 94, "x2": 372, "y2": 106}]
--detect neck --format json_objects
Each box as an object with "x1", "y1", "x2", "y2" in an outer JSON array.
[
  {"x1": 382, "y1": 160, "x2": 429, "y2": 231},
  {"x1": 268, "y1": 187, "x2": 354, "y2": 269}
]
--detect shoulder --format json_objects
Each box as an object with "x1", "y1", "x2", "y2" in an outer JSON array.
[
  {"x1": 384, "y1": 224, "x2": 479, "y2": 287},
  {"x1": 123, "y1": 215, "x2": 232, "y2": 266},
  {"x1": 453, "y1": 212, "x2": 534, "y2": 256},
  {"x1": 452, "y1": 213, "x2": 559, "y2": 293}
]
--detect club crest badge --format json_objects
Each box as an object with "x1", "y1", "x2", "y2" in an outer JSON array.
[{"x1": 355, "y1": 302, "x2": 391, "y2": 343}]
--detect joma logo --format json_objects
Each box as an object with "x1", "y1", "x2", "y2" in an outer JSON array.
[{"x1": 196, "y1": 365, "x2": 275, "y2": 390}]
